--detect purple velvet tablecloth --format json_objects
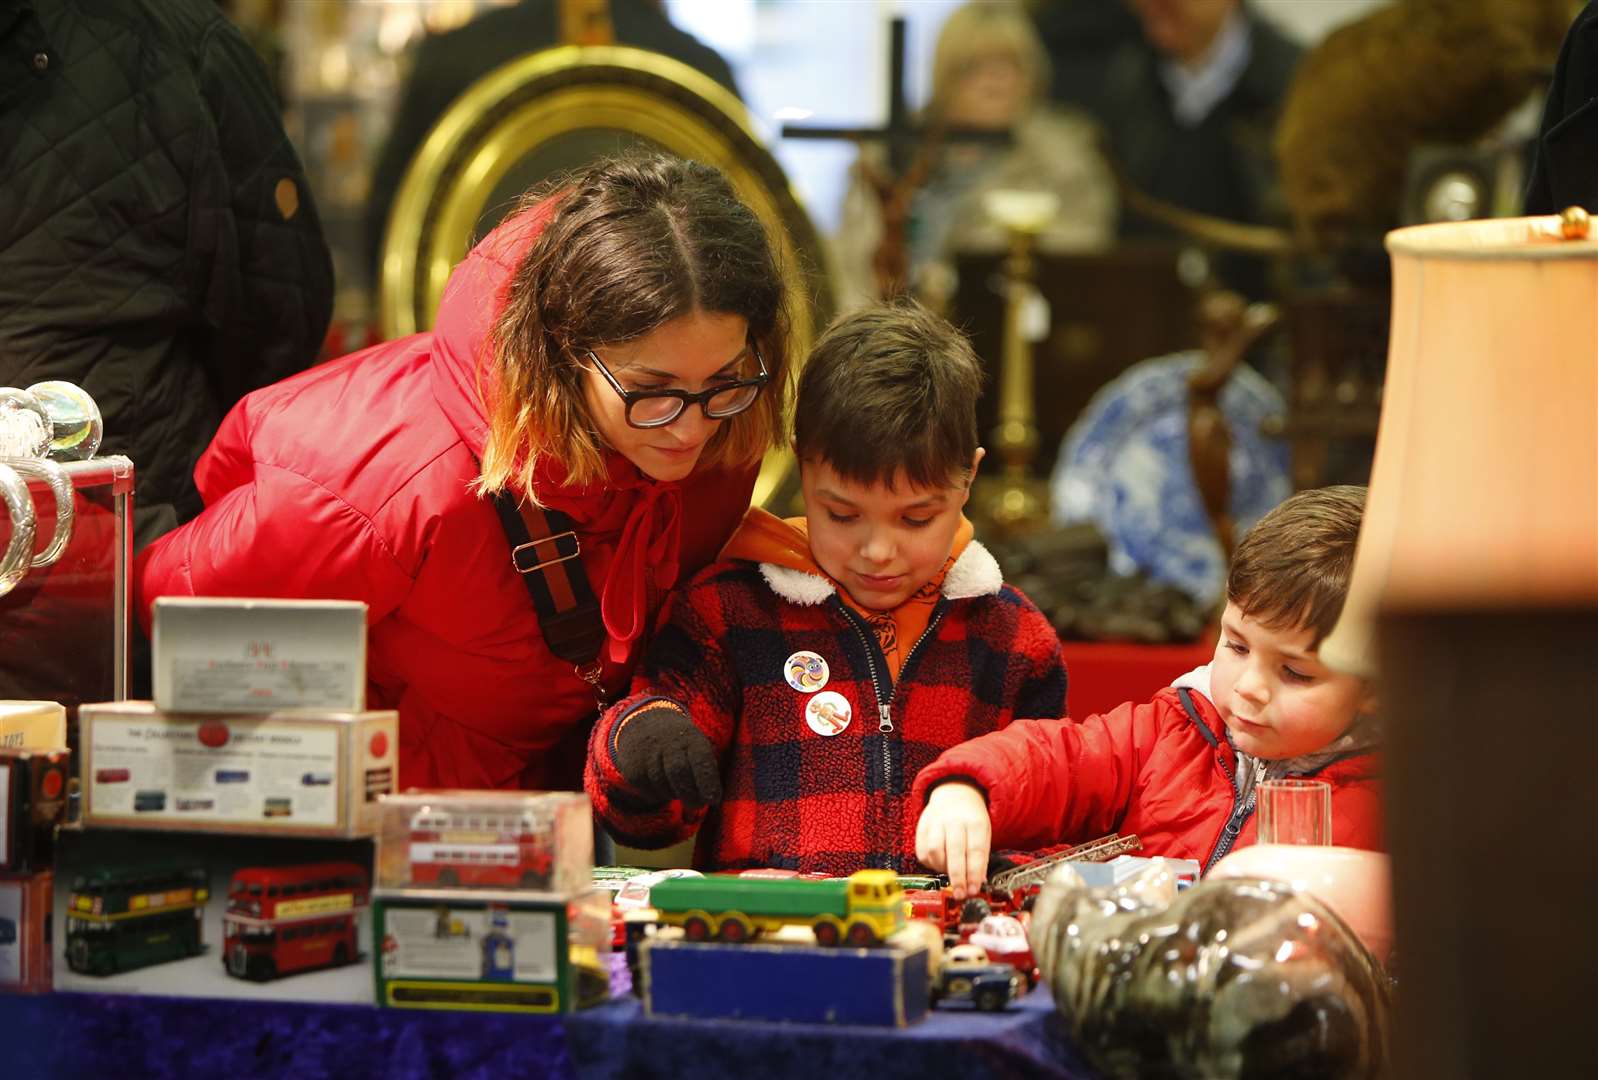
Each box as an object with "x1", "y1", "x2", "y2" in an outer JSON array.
[{"x1": 1, "y1": 985, "x2": 1092, "y2": 1079}]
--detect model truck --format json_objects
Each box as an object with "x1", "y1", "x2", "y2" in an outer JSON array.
[{"x1": 649, "y1": 868, "x2": 905, "y2": 946}]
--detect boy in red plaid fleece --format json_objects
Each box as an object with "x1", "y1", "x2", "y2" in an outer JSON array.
[{"x1": 585, "y1": 301, "x2": 1067, "y2": 875}]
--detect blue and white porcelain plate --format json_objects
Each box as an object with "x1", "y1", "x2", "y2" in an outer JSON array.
[{"x1": 1049, "y1": 351, "x2": 1292, "y2": 605}]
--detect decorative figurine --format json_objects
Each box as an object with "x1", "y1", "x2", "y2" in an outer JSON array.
[
  {"x1": 0, "y1": 387, "x2": 51, "y2": 459},
  {"x1": 1031, "y1": 863, "x2": 1392, "y2": 1079},
  {"x1": 25, "y1": 380, "x2": 102, "y2": 461}
]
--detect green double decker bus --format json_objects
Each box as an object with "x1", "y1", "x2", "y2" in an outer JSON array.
[{"x1": 65, "y1": 865, "x2": 209, "y2": 976}]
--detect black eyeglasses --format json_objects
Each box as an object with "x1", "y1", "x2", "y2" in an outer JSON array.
[{"x1": 586, "y1": 344, "x2": 769, "y2": 429}]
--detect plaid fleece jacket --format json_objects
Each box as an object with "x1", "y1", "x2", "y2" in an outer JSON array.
[{"x1": 585, "y1": 542, "x2": 1068, "y2": 875}]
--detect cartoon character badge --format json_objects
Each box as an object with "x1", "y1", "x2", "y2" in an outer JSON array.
[
  {"x1": 784, "y1": 650, "x2": 830, "y2": 693},
  {"x1": 805, "y1": 691, "x2": 852, "y2": 737}
]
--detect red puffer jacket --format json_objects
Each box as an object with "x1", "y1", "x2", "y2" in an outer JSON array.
[
  {"x1": 137, "y1": 204, "x2": 756, "y2": 790},
  {"x1": 912, "y1": 686, "x2": 1383, "y2": 869}
]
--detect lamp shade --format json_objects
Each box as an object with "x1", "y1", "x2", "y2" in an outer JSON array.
[{"x1": 1320, "y1": 214, "x2": 1598, "y2": 675}]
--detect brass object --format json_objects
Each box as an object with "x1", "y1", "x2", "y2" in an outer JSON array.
[
  {"x1": 1560, "y1": 205, "x2": 1590, "y2": 239},
  {"x1": 979, "y1": 190, "x2": 1056, "y2": 536},
  {"x1": 379, "y1": 45, "x2": 834, "y2": 510},
  {"x1": 558, "y1": 0, "x2": 613, "y2": 46}
]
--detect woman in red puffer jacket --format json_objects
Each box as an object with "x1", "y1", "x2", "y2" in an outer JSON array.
[{"x1": 137, "y1": 153, "x2": 793, "y2": 790}]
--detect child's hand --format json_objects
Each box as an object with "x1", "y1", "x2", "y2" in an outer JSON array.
[
  {"x1": 613, "y1": 705, "x2": 722, "y2": 809},
  {"x1": 915, "y1": 781, "x2": 991, "y2": 899}
]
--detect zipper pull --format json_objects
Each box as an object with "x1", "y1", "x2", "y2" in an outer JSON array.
[{"x1": 878, "y1": 703, "x2": 894, "y2": 733}]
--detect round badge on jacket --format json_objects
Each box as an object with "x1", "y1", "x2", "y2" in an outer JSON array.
[
  {"x1": 784, "y1": 650, "x2": 829, "y2": 693},
  {"x1": 805, "y1": 691, "x2": 852, "y2": 736}
]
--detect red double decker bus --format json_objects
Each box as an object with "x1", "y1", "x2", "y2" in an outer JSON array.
[
  {"x1": 222, "y1": 862, "x2": 368, "y2": 981},
  {"x1": 408, "y1": 807, "x2": 553, "y2": 888}
]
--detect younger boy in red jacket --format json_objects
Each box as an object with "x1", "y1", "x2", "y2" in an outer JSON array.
[
  {"x1": 585, "y1": 302, "x2": 1068, "y2": 875},
  {"x1": 914, "y1": 485, "x2": 1381, "y2": 896}
]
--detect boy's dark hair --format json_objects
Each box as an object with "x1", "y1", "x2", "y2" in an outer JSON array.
[
  {"x1": 1227, "y1": 485, "x2": 1366, "y2": 648},
  {"x1": 793, "y1": 300, "x2": 983, "y2": 489}
]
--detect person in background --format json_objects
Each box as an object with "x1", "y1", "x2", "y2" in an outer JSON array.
[
  {"x1": 914, "y1": 485, "x2": 1381, "y2": 897},
  {"x1": 1025, "y1": 0, "x2": 1145, "y2": 113},
  {"x1": 1525, "y1": 0, "x2": 1598, "y2": 214},
  {"x1": 834, "y1": 0, "x2": 1116, "y2": 309},
  {"x1": 1081, "y1": 0, "x2": 1301, "y2": 296},
  {"x1": 365, "y1": 0, "x2": 741, "y2": 279},
  {"x1": 585, "y1": 300, "x2": 1068, "y2": 875},
  {"x1": 0, "y1": 0, "x2": 334, "y2": 546},
  {"x1": 139, "y1": 153, "x2": 790, "y2": 792}
]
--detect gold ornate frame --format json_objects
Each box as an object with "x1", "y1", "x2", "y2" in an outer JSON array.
[{"x1": 379, "y1": 45, "x2": 833, "y2": 508}]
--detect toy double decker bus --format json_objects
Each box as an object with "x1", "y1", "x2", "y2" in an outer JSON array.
[
  {"x1": 222, "y1": 862, "x2": 368, "y2": 981},
  {"x1": 408, "y1": 807, "x2": 554, "y2": 889},
  {"x1": 65, "y1": 865, "x2": 209, "y2": 976}
]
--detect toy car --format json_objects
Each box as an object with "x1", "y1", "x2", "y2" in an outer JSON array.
[
  {"x1": 967, "y1": 913, "x2": 1039, "y2": 988},
  {"x1": 929, "y1": 943, "x2": 1024, "y2": 1011},
  {"x1": 613, "y1": 869, "x2": 703, "y2": 912}
]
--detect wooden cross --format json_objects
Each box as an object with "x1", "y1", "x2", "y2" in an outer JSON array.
[{"x1": 782, "y1": 16, "x2": 1007, "y2": 298}]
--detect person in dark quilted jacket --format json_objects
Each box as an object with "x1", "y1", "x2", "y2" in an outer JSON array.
[
  {"x1": 586, "y1": 300, "x2": 1069, "y2": 875},
  {"x1": 0, "y1": 0, "x2": 333, "y2": 546}
]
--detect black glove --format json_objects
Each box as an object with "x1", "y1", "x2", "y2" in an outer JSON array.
[{"x1": 613, "y1": 705, "x2": 723, "y2": 809}]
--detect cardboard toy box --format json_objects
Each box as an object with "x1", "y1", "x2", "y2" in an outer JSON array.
[
  {"x1": 0, "y1": 871, "x2": 53, "y2": 993},
  {"x1": 152, "y1": 597, "x2": 367, "y2": 714},
  {"x1": 372, "y1": 887, "x2": 610, "y2": 1014},
  {"x1": 0, "y1": 701, "x2": 67, "y2": 751},
  {"x1": 375, "y1": 791, "x2": 593, "y2": 899},
  {"x1": 0, "y1": 747, "x2": 71, "y2": 874},
  {"x1": 640, "y1": 938, "x2": 931, "y2": 1026},
  {"x1": 53, "y1": 826, "x2": 376, "y2": 1004},
  {"x1": 79, "y1": 701, "x2": 396, "y2": 838}
]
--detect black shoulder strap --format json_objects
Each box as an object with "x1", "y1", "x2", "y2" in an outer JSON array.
[
  {"x1": 1177, "y1": 687, "x2": 1221, "y2": 750},
  {"x1": 492, "y1": 490, "x2": 606, "y2": 674}
]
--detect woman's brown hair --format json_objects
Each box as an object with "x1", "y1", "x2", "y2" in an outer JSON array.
[{"x1": 478, "y1": 153, "x2": 791, "y2": 496}]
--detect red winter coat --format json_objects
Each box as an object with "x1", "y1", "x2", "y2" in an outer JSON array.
[
  {"x1": 912, "y1": 686, "x2": 1383, "y2": 870},
  {"x1": 137, "y1": 204, "x2": 756, "y2": 790}
]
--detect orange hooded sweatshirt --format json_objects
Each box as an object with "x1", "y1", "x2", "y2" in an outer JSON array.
[{"x1": 720, "y1": 507, "x2": 974, "y2": 682}]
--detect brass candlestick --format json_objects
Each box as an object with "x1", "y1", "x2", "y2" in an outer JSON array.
[{"x1": 981, "y1": 189, "x2": 1057, "y2": 536}]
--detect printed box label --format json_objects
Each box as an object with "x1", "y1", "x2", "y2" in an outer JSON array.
[{"x1": 88, "y1": 717, "x2": 340, "y2": 827}]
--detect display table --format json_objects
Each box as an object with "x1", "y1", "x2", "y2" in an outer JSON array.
[
  {"x1": 1058, "y1": 638, "x2": 1215, "y2": 720},
  {"x1": 2, "y1": 986, "x2": 1091, "y2": 1079}
]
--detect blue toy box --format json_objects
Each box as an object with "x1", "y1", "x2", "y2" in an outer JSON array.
[{"x1": 640, "y1": 939, "x2": 930, "y2": 1027}]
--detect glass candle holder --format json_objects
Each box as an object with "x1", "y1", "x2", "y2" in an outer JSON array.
[{"x1": 1257, "y1": 778, "x2": 1332, "y2": 845}]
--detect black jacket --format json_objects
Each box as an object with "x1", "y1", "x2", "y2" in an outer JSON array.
[
  {"x1": 1086, "y1": 5, "x2": 1301, "y2": 296},
  {"x1": 0, "y1": 0, "x2": 333, "y2": 543},
  {"x1": 364, "y1": 0, "x2": 741, "y2": 277},
  {"x1": 1526, "y1": 0, "x2": 1598, "y2": 214}
]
